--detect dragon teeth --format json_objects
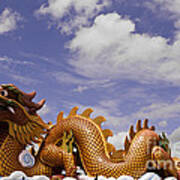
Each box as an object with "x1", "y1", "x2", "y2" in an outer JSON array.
[
  {"x1": 73, "y1": 147, "x2": 78, "y2": 153},
  {"x1": 8, "y1": 106, "x2": 15, "y2": 114}
]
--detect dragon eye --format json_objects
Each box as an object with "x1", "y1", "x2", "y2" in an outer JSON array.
[{"x1": 0, "y1": 90, "x2": 8, "y2": 97}]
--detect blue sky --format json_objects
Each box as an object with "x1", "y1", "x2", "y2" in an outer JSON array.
[{"x1": 0, "y1": 0, "x2": 180, "y2": 156}]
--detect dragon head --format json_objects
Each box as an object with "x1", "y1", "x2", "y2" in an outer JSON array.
[
  {"x1": 0, "y1": 84, "x2": 50, "y2": 145},
  {"x1": 149, "y1": 132, "x2": 179, "y2": 178},
  {"x1": 159, "y1": 132, "x2": 171, "y2": 155},
  {"x1": 0, "y1": 84, "x2": 45, "y2": 115}
]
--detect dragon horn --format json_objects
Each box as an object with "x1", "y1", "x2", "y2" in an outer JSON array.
[
  {"x1": 26, "y1": 91, "x2": 36, "y2": 100},
  {"x1": 162, "y1": 132, "x2": 166, "y2": 139},
  {"x1": 159, "y1": 134, "x2": 162, "y2": 140},
  {"x1": 36, "y1": 99, "x2": 46, "y2": 110}
]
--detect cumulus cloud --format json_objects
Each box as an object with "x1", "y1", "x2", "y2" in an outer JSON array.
[
  {"x1": 169, "y1": 127, "x2": 180, "y2": 157},
  {"x1": 170, "y1": 127, "x2": 180, "y2": 143},
  {"x1": 0, "y1": 171, "x2": 49, "y2": 180},
  {"x1": 153, "y1": 0, "x2": 180, "y2": 17},
  {"x1": 138, "y1": 173, "x2": 161, "y2": 180},
  {"x1": 145, "y1": 0, "x2": 180, "y2": 32},
  {"x1": 67, "y1": 13, "x2": 180, "y2": 86},
  {"x1": 36, "y1": 0, "x2": 110, "y2": 34},
  {"x1": 108, "y1": 132, "x2": 127, "y2": 150},
  {"x1": 1, "y1": 171, "x2": 176, "y2": 180},
  {"x1": 0, "y1": 8, "x2": 22, "y2": 34},
  {"x1": 38, "y1": 104, "x2": 50, "y2": 116},
  {"x1": 171, "y1": 141, "x2": 180, "y2": 158}
]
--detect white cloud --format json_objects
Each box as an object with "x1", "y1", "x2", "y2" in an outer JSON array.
[
  {"x1": 171, "y1": 141, "x2": 180, "y2": 158},
  {"x1": 153, "y1": 0, "x2": 180, "y2": 17},
  {"x1": 144, "y1": 2, "x2": 157, "y2": 12},
  {"x1": 0, "y1": 171, "x2": 49, "y2": 180},
  {"x1": 169, "y1": 127, "x2": 180, "y2": 143},
  {"x1": 0, "y1": 62, "x2": 38, "y2": 86},
  {"x1": 90, "y1": 104, "x2": 127, "y2": 128},
  {"x1": 175, "y1": 19, "x2": 180, "y2": 29},
  {"x1": 0, "y1": 56, "x2": 34, "y2": 66},
  {"x1": 38, "y1": 104, "x2": 50, "y2": 116},
  {"x1": 63, "y1": 178, "x2": 77, "y2": 180},
  {"x1": 0, "y1": 56, "x2": 10, "y2": 61},
  {"x1": 158, "y1": 120, "x2": 167, "y2": 128},
  {"x1": 37, "y1": 0, "x2": 74, "y2": 19},
  {"x1": 146, "y1": 0, "x2": 180, "y2": 32},
  {"x1": 0, "y1": 56, "x2": 39, "y2": 85},
  {"x1": 3, "y1": 171, "x2": 175, "y2": 180},
  {"x1": 52, "y1": 71, "x2": 115, "y2": 92},
  {"x1": 68, "y1": 13, "x2": 180, "y2": 86},
  {"x1": 0, "y1": 8, "x2": 22, "y2": 34},
  {"x1": 169, "y1": 127, "x2": 180, "y2": 158},
  {"x1": 37, "y1": 0, "x2": 110, "y2": 19},
  {"x1": 11, "y1": 75, "x2": 37, "y2": 85},
  {"x1": 36, "y1": 0, "x2": 110, "y2": 34},
  {"x1": 52, "y1": 72, "x2": 84, "y2": 84},
  {"x1": 138, "y1": 173, "x2": 161, "y2": 180},
  {"x1": 73, "y1": 85, "x2": 89, "y2": 93},
  {"x1": 108, "y1": 132, "x2": 127, "y2": 150},
  {"x1": 20, "y1": 52, "x2": 52, "y2": 63}
]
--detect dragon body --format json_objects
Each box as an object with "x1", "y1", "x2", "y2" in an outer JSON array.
[
  {"x1": 43, "y1": 109, "x2": 178, "y2": 179},
  {"x1": 0, "y1": 84, "x2": 179, "y2": 179}
]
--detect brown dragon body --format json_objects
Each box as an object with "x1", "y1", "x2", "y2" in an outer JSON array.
[{"x1": 0, "y1": 84, "x2": 179, "y2": 179}]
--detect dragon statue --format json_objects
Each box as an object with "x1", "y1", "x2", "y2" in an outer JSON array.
[{"x1": 0, "y1": 84, "x2": 179, "y2": 179}]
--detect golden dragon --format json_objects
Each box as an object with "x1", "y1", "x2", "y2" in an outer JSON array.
[{"x1": 0, "y1": 84, "x2": 179, "y2": 179}]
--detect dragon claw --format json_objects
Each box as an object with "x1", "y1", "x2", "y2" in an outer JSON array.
[
  {"x1": 60, "y1": 130, "x2": 75, "y2": 153},
  {"x1": 51, "y1": 175, "x2": 65, "y2": 180}
]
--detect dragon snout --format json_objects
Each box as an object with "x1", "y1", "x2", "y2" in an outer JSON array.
[{"x1": 150, "y1": 146, "x2": 178, "y2": 178}]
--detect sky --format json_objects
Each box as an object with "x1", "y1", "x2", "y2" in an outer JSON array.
[{"x1": 0, "y1": 0, "x2": 180, "y2": 157}]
